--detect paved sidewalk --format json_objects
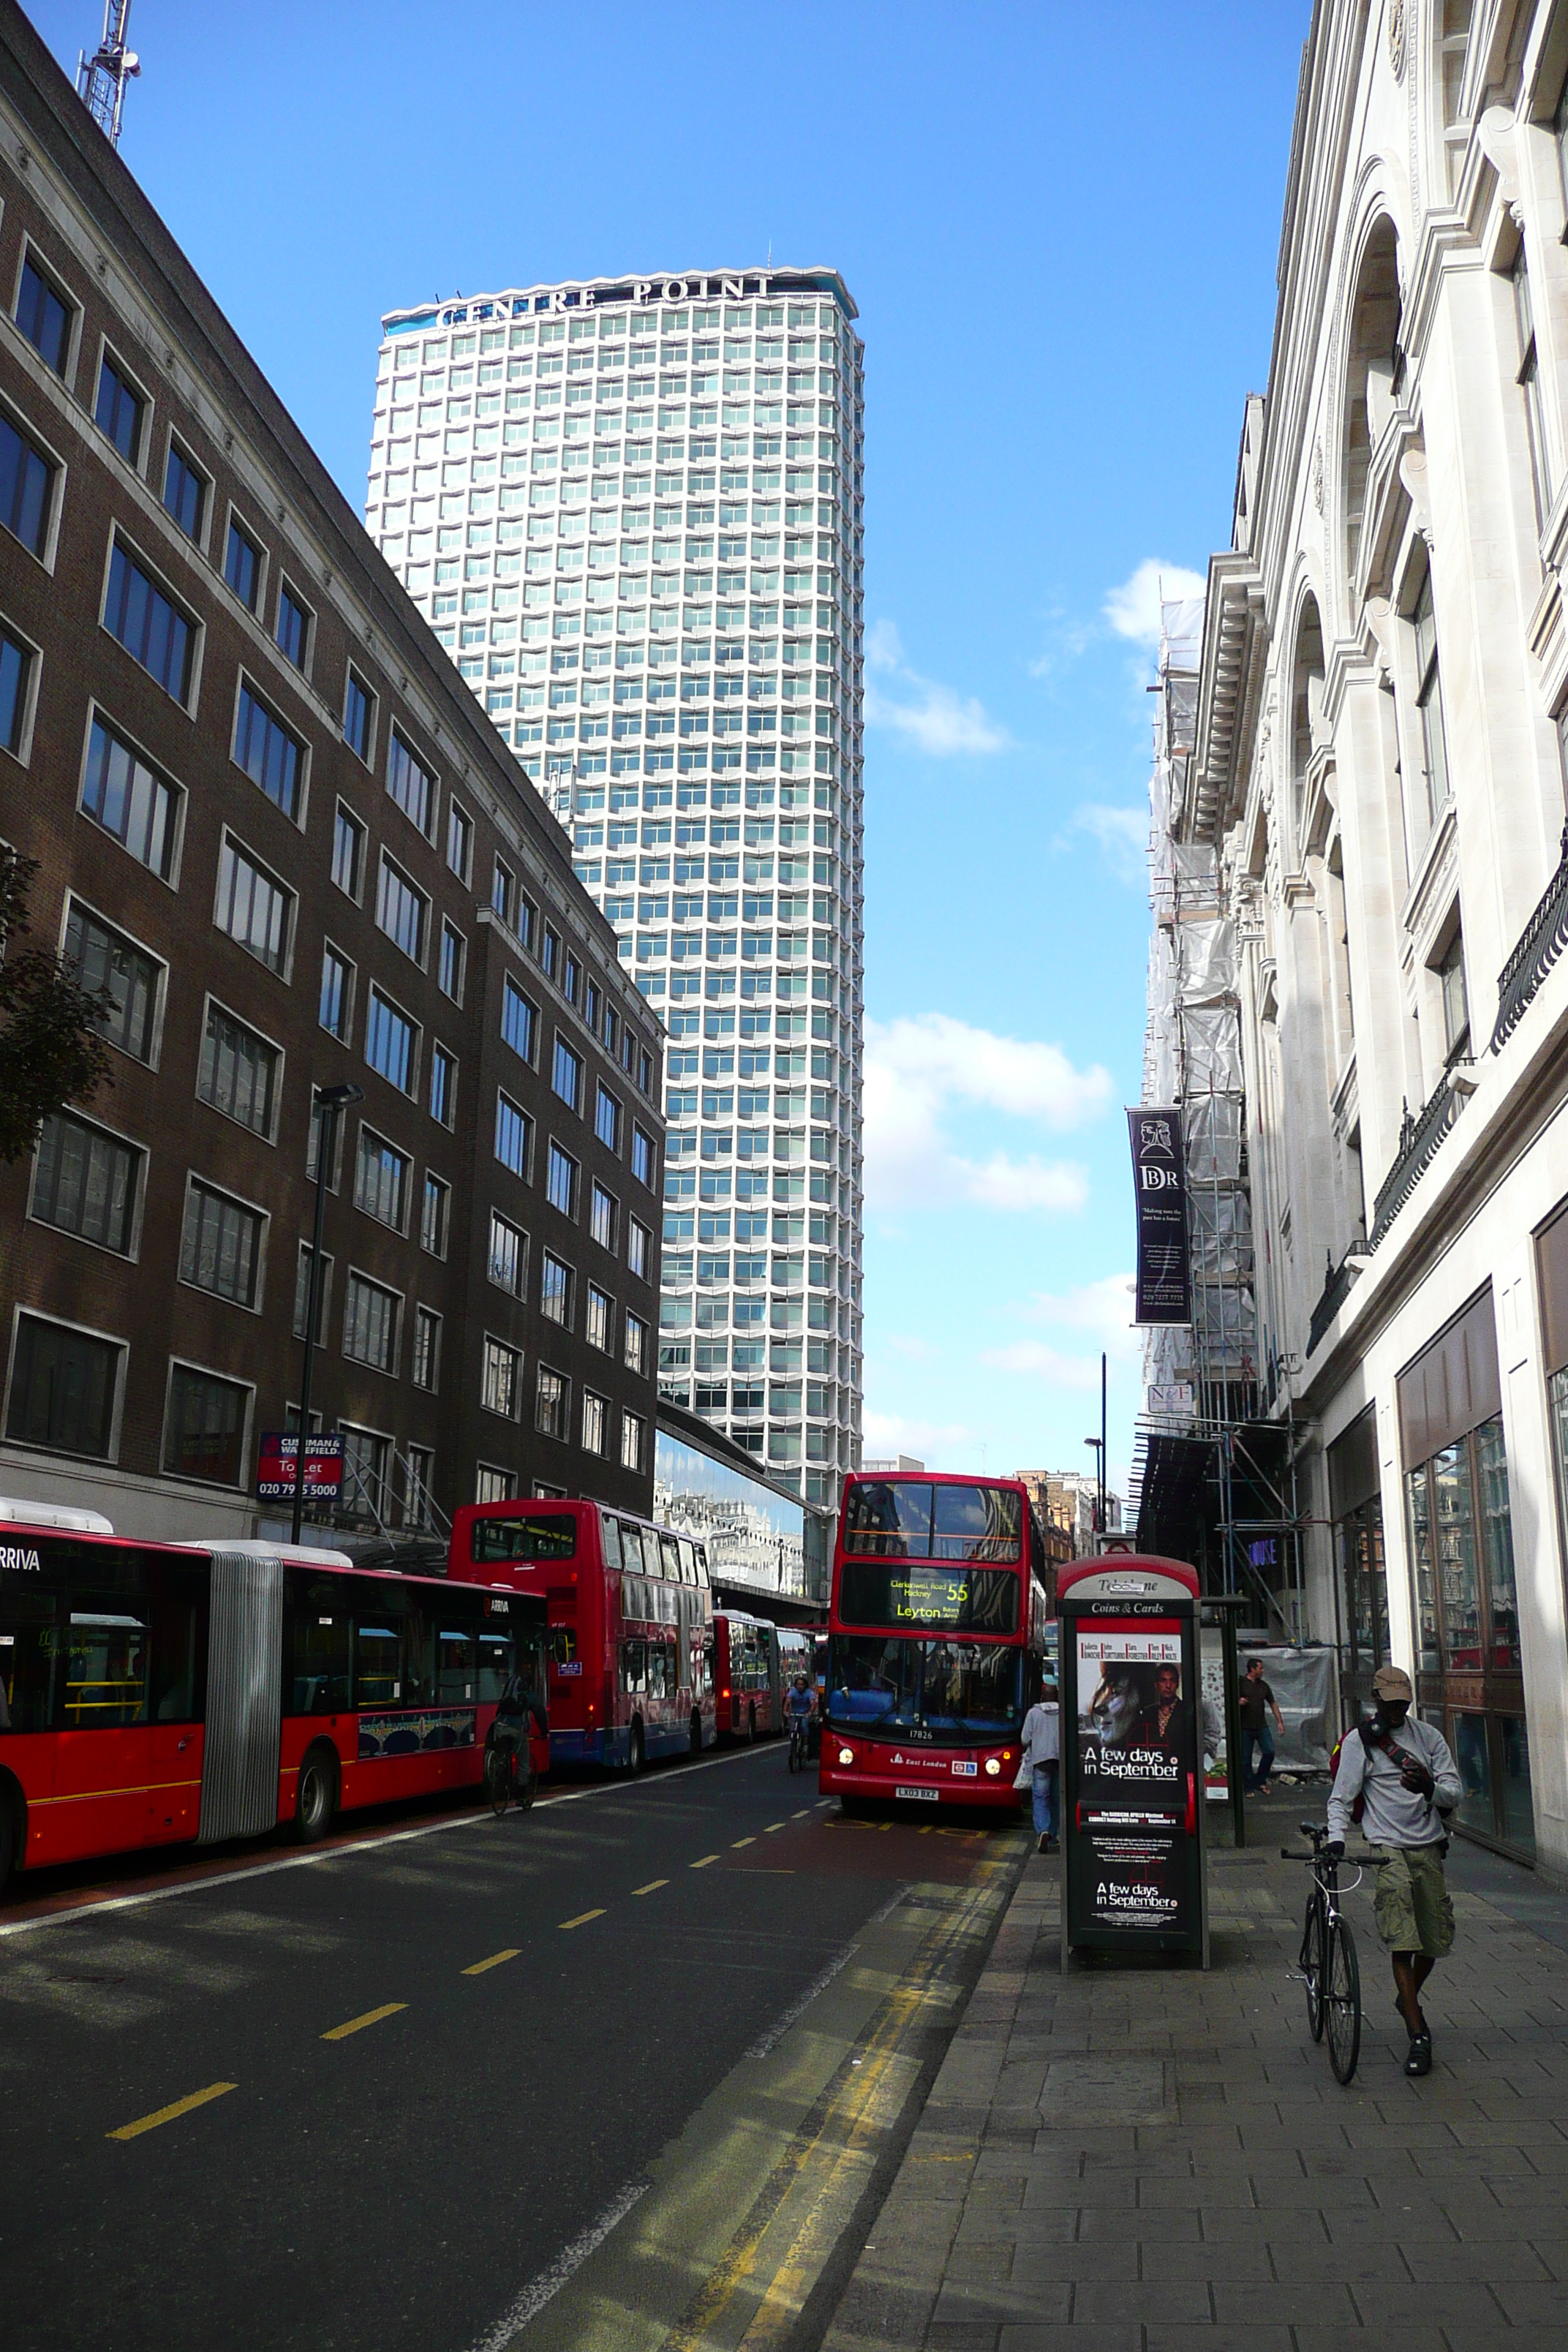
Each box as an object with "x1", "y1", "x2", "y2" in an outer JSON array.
[{"x1": 822, "y1": 1793, "x2": 1568, "y2": 2351}]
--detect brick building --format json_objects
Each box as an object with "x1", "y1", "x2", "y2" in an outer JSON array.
[{"x1": 0, "y1": 3, "x2": 664, "y2": 1541}]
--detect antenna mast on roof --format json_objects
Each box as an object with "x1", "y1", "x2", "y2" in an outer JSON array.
[{"x1": 78, "y1": 1, "x2": 140, "y2": 148}]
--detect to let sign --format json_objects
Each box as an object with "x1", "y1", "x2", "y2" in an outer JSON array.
[
  {"x1": 1128, "y1": 1107, "x2": 1191, "y2": 1325},
  {"x1": 257, "y1": 1433, "x2": 344, "y2": 1503}
]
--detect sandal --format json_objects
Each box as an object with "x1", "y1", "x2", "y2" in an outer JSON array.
[{"x1": 1404, "y1": 2031, "x2": 1432, "y2": 2077}]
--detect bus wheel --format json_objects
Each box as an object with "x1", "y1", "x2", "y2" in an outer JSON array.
[
  {"x1": 747, "y1": 1704, "x2": 757, "y2": 1745},
  {"x1": 689, "y1": 1708, "x2": 703, "y2": 1757},
  {"x1": 0, "y1": 1784, "x2": 18, "y2": 1899},
  {"x1": 627, "y1": 1718, "x2": 645, "y2": 1776},
  {"x1": 295, "y1": 1746, "x2": 338, "y2": 1843}
]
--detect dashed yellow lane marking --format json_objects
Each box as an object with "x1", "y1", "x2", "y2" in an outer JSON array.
[
  {"x1": 462, "y1": 1948, "x2": 521, "y2": 1975},
  {"x1": 791, "y1": 1809, "x2": 811, "y2": 1819},
  {"x1": 732, "y1": 1836, "x2": 756, "y2": 1849},
  {"x1": 108, "y1": 2082, "x2": 236, "y2": 2141},
  {"x1": 560, "y1": 1909, "x2": 606, "y2": 1930},
  {"x1": 633, "y1": 1879, "x2": 668, "y2": 1896},
  {"x1": 764, "y1": 1821, "x2": 786, "y2": 1833},
  {"x1": 323, "y1": 2003, "x2": 407, "y2": 2041},
  {"x1": 690, "y1": 1854, "x2": 720, "y2": 1869}
]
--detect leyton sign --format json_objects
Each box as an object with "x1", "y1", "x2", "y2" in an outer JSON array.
[
  {"x1": 257, "y1": 1433, "x2": 344, "y2": 1504},
  {"x1": 1128, "y1": 1107, "x2": 1191, "y2": 1325}
]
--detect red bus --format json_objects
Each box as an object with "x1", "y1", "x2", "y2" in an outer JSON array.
[
  {"x1": 449, "y1": 1498, "x2": 714, "y2": 1772},
  {"x1": 709, "y1": 1610, "x2": 813, "y2": 1741},
  {"x1": 818, "y1": 1471, "x2": 1050, "y2": 1812},
  {"x1": 0, "y1": 1509, "x2": 549, "y2": 1898}
]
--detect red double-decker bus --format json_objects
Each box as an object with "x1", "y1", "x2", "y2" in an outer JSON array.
[
  {"x1": 0, "y1": 1510, "x2": 549, "y2": 1898},
  {"x1": 448, "y1": 1498, "x2": 715, "y2": 1773},
  {"x1": 818, "y1": 1471, "x2": 1050, "y2": 1812}
]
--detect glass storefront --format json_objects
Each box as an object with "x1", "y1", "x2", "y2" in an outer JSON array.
[{"x1": 1327, "y1": 1408, "x2": 1388, "y2": 1722}]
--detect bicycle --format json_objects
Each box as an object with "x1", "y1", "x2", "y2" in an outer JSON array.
[
  {"x1": 786, "y1": 1714, "x2": 811, "y2": 1774},
  {"x1": 486, "y1": 1734, "x2": 535, "y2": 1818},
  {"x1": 1281, "y1": 1822, "x2": 1382, "y2": 2084}
]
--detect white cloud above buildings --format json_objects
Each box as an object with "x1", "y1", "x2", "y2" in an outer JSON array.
[
  {"x1": 1102, "y1": 557, "x2": 1207, "y2": 647},
  {"x1": 864, "y1": 619, "x2": 1010, "y2": 755},
  {"x1": 981, "y1": 1275, "x2": 1139, "y2": 1390},
  {"x1": 863, "y1": 1013, "x2": 1112, "y2": 1217},
  {"x1": 1066, "y1": 801, "x2": 1148, "y2": 886}
]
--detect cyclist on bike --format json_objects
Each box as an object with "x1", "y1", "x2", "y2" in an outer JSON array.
[
  {"x1": 1325, "y1": 1662, "x2": 1461, "y2": 2076},
  {"x1": 785, "y1": 1673, "x2": 814, "y2": 1757}
]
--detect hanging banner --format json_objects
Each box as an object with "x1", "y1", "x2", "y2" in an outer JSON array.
[{"x1": 1128, "y1": 1107, "x2": 1191, "y2": 1325}]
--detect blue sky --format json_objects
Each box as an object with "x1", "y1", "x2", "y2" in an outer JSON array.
[{"x1": 35, "y1": 1, "x2": 1309, "y2": 1496}]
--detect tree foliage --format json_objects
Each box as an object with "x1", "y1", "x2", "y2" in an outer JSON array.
[{"x1": 0, "y1": 852, "x2": 113, "y2": 1164}]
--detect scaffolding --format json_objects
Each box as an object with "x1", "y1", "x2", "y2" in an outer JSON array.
[{"x1": 1131, "y1": 597, "x2": 1301, "y2": 1633}]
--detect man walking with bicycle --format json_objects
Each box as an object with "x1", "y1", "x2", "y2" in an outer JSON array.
[{"x1": 1325, "y1": 1663, "x2": 1462, "y2": 2076}]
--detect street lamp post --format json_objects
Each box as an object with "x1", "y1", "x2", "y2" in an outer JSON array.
[{"x1": 290, "y1": 1082, "x2": 363, "y2": 1547}]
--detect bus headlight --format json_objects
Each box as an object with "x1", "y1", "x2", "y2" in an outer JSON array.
[
  {"x1": 837, "y1": 1746, "x2": 855, "y2": 1766},
  {"x1": 984, "y1": 1757, "x2": 1002, "y2": 1776}
]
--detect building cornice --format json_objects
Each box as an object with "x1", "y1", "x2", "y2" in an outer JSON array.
[{"x1": 1189, "y1": 552, "x2": 1268, "y2": 845}]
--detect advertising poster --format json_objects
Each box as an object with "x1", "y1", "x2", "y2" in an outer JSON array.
[
  {"x1": 1128, "y1": 1108, "x2": 1192, "y2": 1324},
  {"x1": 1199, "y1": 1627, "x2": 1229, "y2": 1802},
  {"x1": 1069, "y1": 1618, "x2": 1193, "y2": 1936}
]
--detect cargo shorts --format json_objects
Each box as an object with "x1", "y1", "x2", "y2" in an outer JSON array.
[{"x1": 1374, "y1": 1844, "x2": 1455, "y2": 1959}]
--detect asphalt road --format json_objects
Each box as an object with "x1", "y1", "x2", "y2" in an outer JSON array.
[{"x1": 0, "y1": 1747, "x2": 1016, "y2": 2352}]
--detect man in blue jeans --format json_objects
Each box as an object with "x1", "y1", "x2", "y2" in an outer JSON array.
[{"x1": 1240, "y1": 1656, "x2": 1285, "y2": 1793}]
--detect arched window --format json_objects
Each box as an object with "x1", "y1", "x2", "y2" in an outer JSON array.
[
  {"x1": 1342, "y1": 220, "x2": 1401, "y2": 592},
  {"x1": 1290, "y1": 595, "x2": 1324, "y2": 853}
]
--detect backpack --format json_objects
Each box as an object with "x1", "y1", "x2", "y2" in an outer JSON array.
[{"x1": 1326, "y1": 1719, "x2": 1399, "y2": 1821}]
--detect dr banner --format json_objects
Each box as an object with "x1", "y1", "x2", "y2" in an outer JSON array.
[
  {"x1": 1128, "y1": 1107, "x2": 1191, "y2": 1324},
  {"x1": 1060, "y1": 1558, "x2": 1207, "y2": 1965}
]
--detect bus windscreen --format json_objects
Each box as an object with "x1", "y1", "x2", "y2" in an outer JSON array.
[
  {"x1": 826, "y1": 1636, "x2": 1025, "y2": 1738},
  {"x1": 470, "y1": 1515, "x2": 578, "y2": 1565},
  {"x1": 843, "y1": 1482, "x2": 1022, "y2": 1563},
  {"x1": 837, "y1": 1559, "x2": 1020, "y2": 1634}
]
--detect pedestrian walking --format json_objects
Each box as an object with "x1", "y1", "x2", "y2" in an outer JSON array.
[
  {"x1": 1325, "y1": 1662, "x2": 1462, "y2": 2076},
  {"x1": 1240, "y1": 1656, "x2": 1285, "y2": 1792},
  {"x1": 1017, "y1": 1681, "x2": 1060, "y2": 1853}
]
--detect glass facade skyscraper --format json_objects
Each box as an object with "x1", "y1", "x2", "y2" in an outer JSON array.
[{"x1": 365, "y1": 266, "x2": 864, "y2": 1505}]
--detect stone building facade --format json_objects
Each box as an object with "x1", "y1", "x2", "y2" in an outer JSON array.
[
  {"x1": 1169, "y1": 0, "x2": 1568, "y2": 1870},
  {"x1": 0, "y1": 4, "x2": 664, "y2": 1542}
]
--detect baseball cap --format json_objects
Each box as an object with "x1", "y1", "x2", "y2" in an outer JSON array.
[{"x1": 1371, "y1": 1663, "x2": 1414, "y2": 1701}]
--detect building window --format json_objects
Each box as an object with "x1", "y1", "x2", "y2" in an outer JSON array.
[
  {"x1": 332, "y1": 803, "x2": 365, "y2": 899},
  {"x1": 63, "y1": 900, "x2": 160, "y2": 1063},
  {"x1": 495, "y1": 1090, "x2": 532, "y2": 1180},
  {"x1": 344, "y1": 668, "x2": 376, "y2": 761},
  {"x1": 475, "y1": 1464, "x2": 517, "y2": 1504},
  {"x1": 0, "y1": 407, "x2": 55, "y2": 559},
  {"x1": 80, "y1": 715, "x2": 179, "y2": 880},
  {"x1": 587, "y1": 1285, "x2": 612, "y2": 1352},
  {"x1": 0, "y1": 625, "x2": 32, "y2": 757},
  {"x1": 516, "y1": 894, "x2": 537, "y2": 954},
  {"x1": 105, "y1": 539, "x2": 193, "y2": 704},
  {"x1": 483, "y1": 1336, "x2": 524, "y2": 1420},
  {"x1": 365, "y1": 985, "x2": 418, "y2": 1093},
  {"x1": 180, "y1": 1178, "x2": 265, "y2": 1309},
  {"x1": 582, "y1": 1392, "x2": 607, "y2": 1455},
  {"x1": 493, "y1": 856, "x2": 516, "y2": 927},
  {"x1": 319, "y1": 943, "x2": 354, "y2": 1041},
  {"x1": 1512, "y1": 248, "x2": 1553, "y2": 527},
  {"x1": 1409, "y1": 559, "x2": 1449, "y2": 833},
  {"x1": 429, "y1": 1042, "x2": 457, "y2": 1128},
  {"x1": 590, "y1": 1180, "x2": 618, "y2": 1251},
  {"x1": 343, "y1": 1272, "x2": 401, "y2": 1373},
  {"x1": 404, "y1": 1445, "x2": 437, "y2": 1529},
  {"x1": 625, "y1": 1310, "x2": 648, "y2": 1373},
  {"x1": 5, "y1": 1314, "x2": 120, "y2": 1458},
  {"x1": 421, "y1": 1170, "x2": 451, "y2": 1256},
  {"x1": 197, "y1": 1001, "x2": 279, "y2": 1137},
  {"x1": 562, "y1": 950, "x2": 581, "y2": 1006},
  {"x1": 503, "y1": 978, "x2": 538, "y2": 1063},
  {"x1": 489, "y1": 1210, "x2": 528, "y2": 1296},
  {"x1": 595, "y1": 1084, "x2": 622, "y2": 1151},
  {"x1": 620, "y1": 1409, "x2": 644, "y2": 1472},
  {"x1": 234, "y1": 680, "x2": 303, "y2": 820},
  {"x1": 163, "y1": 441, "x2": 206, "y2": 540},
  {"x1": 292, "y1": 1243, "x2": 333, "y2": 1344},
  {"x1": 535, "y1": 1365, "x2": 570, "y2": 1439},
  {"x1": 376, "y1": 853, "x2": 429, "y2": 964},
  {"x1": 628, "y1": 1217, "x2": 651, "y2": 1280},
  {"x1": 225, "y1": 516, "x2": 262, "y2": 611},
  {"x1": 542, "y1": 925, "x2": 559, "y2": 982},
  {"x1": 447, "y1": 799, "x2": 473, "y2": 882},
  {"x1": 439, "y1": 921, "x2": 466, "y2": 1004},
  {"x1": 339, "y1": 1423, "x2": 393, "y2": 1521},
  {"x1": 216, "y1": 837, "x2": 292, "y2": 973},
  {"x1": 355, "y1": 1126, "x2": 410, "y2": 1229},
  {"x1": 387, "y1": 728, "x2": 435, "y2": 837},
  {"x1": 1437, "y1": 931, "x2": 1470, "y2": 1063},
  {"x1": 412, "y1": 1305, "x2": 441, "y2": 1392},
  {"x1": 307, "y1": 1088, "x2": 347, "y2": 1188},
  {"x1": 30, "y1": 1111, "x2": 140, "y2": 1254},
  {"x1": 95, "y1": 352, "x2": 145, "y2": 466},
  {"x1": 541, "y1": 1251, "x2": 574, "y2": 1327},
  {"x1": 552, "y1": 1036, "x2": 583, "y2": 1112},
  {"x1": 632, "y1": 1124, "x2": 655, "y2": 1186},
  {"x1": 15, "y1": 254, "x2": 72, "y2": 377},
  {"x1": 546, "y1": 1142, "x2": 578, "y2": 1217},
  {"x1": 163, "y1": 1363, "x2": 249, "y2": 1488},
  {"x1": 276, "y1": 580, "x2": 311, "y2": 670}
]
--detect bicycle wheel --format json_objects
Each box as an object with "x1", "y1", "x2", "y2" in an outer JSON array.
[
  {"x1": 1300, "y1": 1893, "x2": 1327, "y2": 2042},
  {"x1": 1324, "y1": 1915, "x2": 1362, "y2": 2085},
  {"x1": 486, "y1": 1742, "x2": 514, "y2": 1818}
]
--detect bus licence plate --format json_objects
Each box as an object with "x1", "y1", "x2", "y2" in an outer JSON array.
[{"x1": 894, "y1": 1785, "x2": 940, "y2": 1803}]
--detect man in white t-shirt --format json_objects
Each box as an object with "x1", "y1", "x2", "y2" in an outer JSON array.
[{"x1": 1019, "y1": 1682, "x2": 1060, "y2": 1854}]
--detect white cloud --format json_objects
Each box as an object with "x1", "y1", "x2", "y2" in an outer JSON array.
[
  {"x1": 1103, "y1": 558, "x2": 1207, "y2": 648},
  {"x1": 864, "y1": 1012, "x2": 1110, "y2": 1216},
  {"x1": 981, "y1": 1341, "x2": 1104, "y2": 1388},
  {"x1": 1068, "y1": 802, "x2": 1149, "y2": 887},
  {"x1": 862, "y1": 1410, "x2": 979, "y2": 1469},
  {"x1": 863, "y1": 621, "x2": 1009, "y2": 756},
  {"x1": 876, "y1": 1333, "x2": 939, "y2": 1365},
  {"x1": 1022, "y1": 1275, "x2": 1140, "y2": 1360}
]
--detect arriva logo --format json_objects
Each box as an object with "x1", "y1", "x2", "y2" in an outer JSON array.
[{"x1": 0, "y1": 1545, "x2": 42, "y2": 1574}]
